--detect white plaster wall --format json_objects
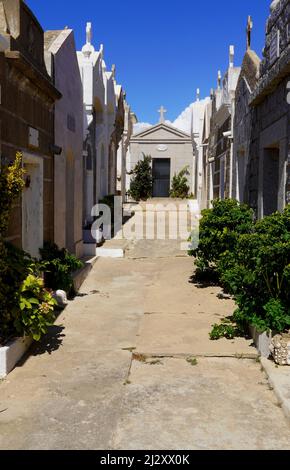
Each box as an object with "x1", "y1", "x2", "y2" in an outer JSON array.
[
  {"x1": 129, "y1": 140, "x2": 194, "y2": 193},
  {"x1": 50, "y1": 30, "x2": 84, "y2": 256},
  {"x1": 22, "y1": 153, "x2": 43, "y2": 259}
]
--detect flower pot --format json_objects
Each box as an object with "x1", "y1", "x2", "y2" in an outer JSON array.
[
  {"x1": 249, "y1": 325, "x2": 273, "y2": 358},
  {"x1": 0, "y1": 336, "x2": 33, "y2": 378}
]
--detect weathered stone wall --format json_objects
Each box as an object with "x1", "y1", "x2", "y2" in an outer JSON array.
[
  {"x1": 261, "y1": 0, "x2": 290, "y2": 76},
  {"x1": 249, "y1": 0, "x2": 290, "y2": 216},
  {"x1": 0, "y1": 0, "x2": 59, "y2": 250},
  {"x1": 233, "y1": 50, "x2": 260, "y2": 204}
]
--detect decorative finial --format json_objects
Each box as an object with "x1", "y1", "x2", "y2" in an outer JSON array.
[
  {"x1": 196, "y1": 88, "x2": 200, "y2": 102},
  {"x1": 158, "y1": 105, "x2": 167, "y2": 123},
  {"x1": 86, "y1": 22, "x2": 92, "y2": 44},
  {"x1": 229, "y1": 45, "x2": 234, "y2": 68},
  {"x1": 82, "y1": 22, "x2": 95, "y2": 58},
  {"x1": 111, "y1": 64, "x2": 116, "y2": 78},
  {"x1": 246, "y1": 16, "x2": 253, "y2": 50},
  {"x1": 210, "y1": 88, "x2": 214, "y2": 100},
  {"x1": 217, "y1": 70, "x2": 222, "y2": 89}
]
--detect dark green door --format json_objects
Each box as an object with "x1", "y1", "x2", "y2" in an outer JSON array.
[{"x1": 152, "y1": 159, "x2": 170, "y2": 197}]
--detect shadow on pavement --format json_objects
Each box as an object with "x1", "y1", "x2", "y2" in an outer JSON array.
[{"x1": 31, "y1": 325, "x2": 65, "y2": 356}]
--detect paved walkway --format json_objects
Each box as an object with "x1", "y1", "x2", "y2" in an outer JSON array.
[{"x1": 1, "y1": 201, "x2": 290, "y2": 449}]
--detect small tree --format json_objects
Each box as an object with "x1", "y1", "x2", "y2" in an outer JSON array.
[
  {"x1": 0, "y1": 152, "x2": 25, "y2": 338},
  {"x1": 170, "y1": 166, "x2": 190, "y2": 199},
  {"x1": 0, "y1": 154, "x2": 57, "y2": 342},
  {"x1": 128, "y1": 154, "x2": 152, "y2": 201}
]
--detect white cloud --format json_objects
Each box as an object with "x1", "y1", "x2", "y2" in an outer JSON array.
[{"x1": 133, "y1": 122, "x2": 152, "y2": 134}]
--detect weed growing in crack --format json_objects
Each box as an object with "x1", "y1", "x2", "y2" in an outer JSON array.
[
  {"x1": 132, "y1": 353, "x2": 147, "y2": 363},
  {"x1": 186, "y1": 357, "x2": 198, "y2": 366}
]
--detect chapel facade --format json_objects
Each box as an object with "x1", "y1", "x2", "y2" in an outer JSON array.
[{"x1": 128, "y1": 109, "x2": 196, "y2": 198}]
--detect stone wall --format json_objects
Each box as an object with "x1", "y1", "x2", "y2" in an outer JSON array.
[
  {"x1": 233, "y1": 50, "x2": 260, "y2": 203},
  {"x1": 249, "y1": 1, "x2": 290, "y2": 216},
  {"x1": 45, "y1": 29, "x2": 84, "y2": 257},
  {"x1": 0, "y1": 0, "x2": 60, "y2": 253}
]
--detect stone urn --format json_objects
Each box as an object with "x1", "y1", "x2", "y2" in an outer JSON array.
[{"x1": 270, "y1": 332, "x2": 290, "y2": 365}]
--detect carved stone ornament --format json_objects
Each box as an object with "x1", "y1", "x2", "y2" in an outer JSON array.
[
  {"x1": 156, "y1": 144, "x2": 168, "y2": 152},
  {"x1": 270, "y1": 332, "x2": 290, "y2": 365}
]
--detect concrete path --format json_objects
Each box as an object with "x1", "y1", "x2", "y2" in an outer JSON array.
[{"x1": 1, "y1": 201, "x2": 290, "y2": 449}]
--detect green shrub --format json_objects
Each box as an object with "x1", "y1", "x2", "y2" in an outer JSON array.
[
  {"x1": 219, "y1": 206, "x2": 290, "y2": 334},
  {"x1": 15, "y1": 274, "x2": 56, "y2": 341},
  {"x1": 0, "y1": 153, "x2": 25, "y2": 340},
  {"x1": 40, "y1": 242, "x2": 83, "y2": 296},
  {"x1": 210, "y1": 321, "x2": 241, "y2": 340},
  {"x1": 128, "y1": 154, "x2": 152, "y2": 201},
  {"x1": 190, "y1": 199, "x2": 254, "y2": 275},
  {"x1": 170, "y1": 166, "x2": 190, "y2": 199},
  {"x1": 0, "y1": 153, "x2": 63, "y2": 343},
  {"x1": 192, "y1": 202, "x2": 290, "y2": 338},
  {"x1": 0, "y1": 243, "x2": 36, "y2": 339}
]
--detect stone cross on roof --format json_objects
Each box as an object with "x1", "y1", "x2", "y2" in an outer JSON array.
[
  {"x1": 217, "y1": 70, "x2": 222, "y2": 89},
  {"x1": 86, "y1": 22, "x2": 92, "y2": 44},
  {"x1": 158, "y1": 105, "x2": 167, "y2": 123},
  {"x1": 246, "y1": 16, "x2": 253, "y2": 50}
]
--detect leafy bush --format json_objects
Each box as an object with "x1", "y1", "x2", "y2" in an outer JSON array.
[
  {"x1": 220, "y1": 206, "x2": 290, "y2": 333},
  {"x1": 0, "y1": 243, "x2": 36, "y2": 340},
  {"x1": 190, "y1": 199, "x2": 254, "y2": 274},
  {"x1": 40, "y1": 242, "x2": 83, "y2": 296},
  {"x1": 210, "y1": 320, "x2": 241, "y2": 340},
  {"x1": 15, "y1": 274, "x2": 56, "y2": 341},
  {"x1": 170, "y1": 166, "x2": 190, "y2": 199},
  {"x1": 0, "y1": 154, "x2": 61, "y2": 343},
  {"x1": 0, "y1": 153, "x2": 25, "y2": 340},
  {"x1": 128, "y1": 154, "x2": 152, "y2": 201}
]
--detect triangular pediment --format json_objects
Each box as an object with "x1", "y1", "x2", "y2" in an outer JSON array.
[{"x1": 132, "y1": 123, "x2": 191, "y2": 141}]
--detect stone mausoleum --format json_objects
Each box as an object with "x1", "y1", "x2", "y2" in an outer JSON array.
[
  {"x1": 249, "y1": 0, "x2": 290, "y2": 217},
  {"x1": 128, "y1": 107, "x2": 195, "y2": 198},
  {"x1": 0, "y1": 0, "x2": 61, "y2": 257}
]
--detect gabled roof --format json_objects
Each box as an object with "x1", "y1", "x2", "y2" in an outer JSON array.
[
  {"x1": 237, "y1": 49, "x2": 260, "y2": 94},
  {"x1": 131, "y1": 122, "x2": 191, "y2": 140},
  {"x1": 44, "y1": 29, "x2": 74, "y2": 54},
  {"x1": 44, "y1": 30, "x2": 63, "y2": 50}
]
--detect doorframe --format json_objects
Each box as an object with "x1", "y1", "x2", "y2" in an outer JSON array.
[
  {"x1": 258, "y1": 117, "x2": 287, "y2": 218},
  {"x1": 22, "y1": 152, "x2": 44, "y2": 258},
  {"x1": 152, "y1": 158, "x2": 171, "y2": 198}
]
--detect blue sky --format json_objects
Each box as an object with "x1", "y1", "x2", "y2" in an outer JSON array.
[{"x1": 26, "y1": 0, "x2": 269, "y2": 123}]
